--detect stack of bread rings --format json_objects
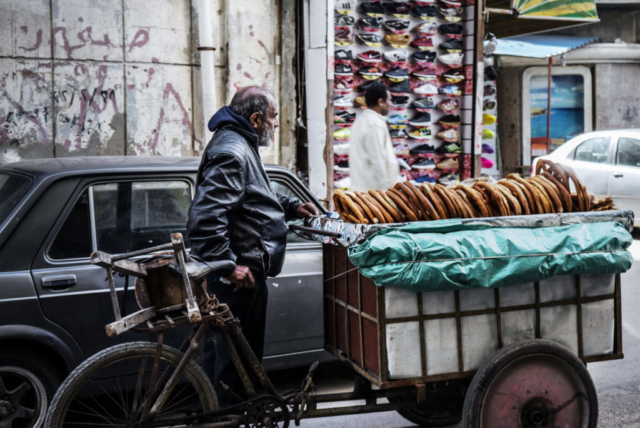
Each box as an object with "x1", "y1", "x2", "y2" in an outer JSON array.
[{"x1": 332, "y1": 160, "x2": 613, "y2": 224}]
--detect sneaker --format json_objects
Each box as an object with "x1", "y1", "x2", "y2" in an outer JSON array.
[
  {"x1": 333, "y1": 128, "x2": 351, "y2": 141},
  {"x1": 334, "y1": 141, "x2": 350, "y2": 154},
  {"x1": 439, "y1": 114, "x2": 461, "y2": 127},
  {"x1": 438, "y1": 173, "x2": 460, "y2": 185},
  {"x1": 481, "y1": 157, "x2": 494, "y2": 169},
  {"x1": 391, "y1": 95, "x2": 410, "y2": 108},
  {"x1": 439, "y1": 53, "x2": 464, "y2": 66},
  {"x1": 436, "y1": 157, "x2": 459, "y2": 170},
  {"x1": 415, "y1": 0, "x2": 436, "y2": 4},
  {"x1": 397, "y1": 157, "x2": 412, "y2": 171},
  {"x1": 334, "y1": 175, "x2": 351, "y2": 188},
  {"x1": 483, "y1": 100, "x2": 496, "y2": 110},
  {"x1": 384, "y1": 20, "x2": 410, "y2": 32},
  {"x1": 411, "y1": 97, "x2": 435, "y2": 111},
  {"x1": 335, "y1": 15, "x2": 355, "y2": 27},
  {"x1": 334, "y1": 111, "x2": 356, "y2": 123},
  {"x1": 438, "y1": 129, "x2": 460, "y2": 142},
  {"x1": 412, "y1": 158, "x2": 436, "y2": 169},
  {"x1": 335, "y1": 29, "x2": 354, "y2": 46},
  {"x1": 360, "y1": 17, "x2": 384, "y2": 31},
  {"x1": 440, "y1": 0, "x2": 462, "y2": 7},
  {"x1": 415, "y1": 21, "x2": 438, "y2": 35},
  {"x1": 484, "y1": 85, "x2": 497, "y2": 96},
  {"x1": 384, "y1": 33, "x2": 411, "y2": 47},
  {"x1": 438, "y1": 6, "x2": 463, "y2": 22},
  {"x1": 385, "y1": 67, "x2": 409, "y2": 81},
  {"x1": 390, "y1": 128, "x2": 409, "y2": 139},
  {"x1": 334, "y1": 160, "x2": 350, "y2": 172},
  {"x1": 440, "y1": 38, "x2": 463, "y2": 52},
  {"x1": 387, "y1": 114, "x2": 409, "y2": 129},
  {"x1": 439, "y1": 85, "x2": 462, "y2": 97},
  {"x1": 389, "y1": 79, "x2": 410, "y2": 94},
  {"x1": 409, "y1": 143, "x2": 435, "y2": 154},
  {"x1": 482, "y1": 143, "x2": 495, "y2": 154},
  {"x1": 358, "y1": 66, "x2": 383, "y2": 79},
  {"x1": 335, "y1": 49, "x2": 354, "y2": 61},
  {"x1": 356, "y1": 80, "x2": 380, "y2": 92},
  {"x1": 411, "y1": 37, "x2": 434, "y2": 50},
  {"x1": 439, "y1": 23, "x2": 464, "y2": 35},
  {"x1": 360, "y1": 1, "x2": 385, "y2": 17},
  {"x1": 443, "y1": 70, "x2": 465, "y2": 83},
  {"x1": 386, "y1": 3, "x2": 411, "y2": 18},
  {"x1": 483, "y1": 113, "x2": 496, "y2": 125},
  {"x1": 357, "y1": 33, "x2": 382, "y2": 47},
  {"x1": 409, "y1": 128, "x2": 432, "y2": 139},
  {"x1": 354, "y1": 96, "x2": 367, "y2": 107},
  {"x1": 357, "y1": 50, "x2": 382, "y2": 62},
  {"x1": 482, "y1": 129, "x2": 495, "y2": 139},
  {"x1": 413, "y1": 82, "x2": 438, "y2": 95},
  {"x1": 412, "y1": 5, "x2": 437, "y2": 20},
  {"x1": 335, "y1": 0, "x2": 356, "y2": 14},
  {"x1": 384, "y1": 49, "x2": 408, "y2": 62},
  {"x1": 412, "y1": 67, "x2": 437, "y2": 80},
  {"x1": 335, "y1": 63, "x2": 353, "y2": 76},
  {"x1": 412, "y1": 50, "x2": 437, "y2": 63},
  {"x1": 485, "y1": 65, "x2": 498, "y2": 81},
  {"x1": 334, "y1": 96, "x2": 353, "y2": 108},
  {"x1": 334, "y1": 78, "x2": 354, "y2": 93},
  {"x1": 435, "y1": 142, "x2": 462, "y2": 155},
  {"x1": 415, "y1": 175, "x2": 436, "y2": 184},
  {"x1": 437, "y1": 98, "x2": 460, "y2": 112},
  {"x1": 409, "y1": 112, "x2": 431, "y2": 127}
]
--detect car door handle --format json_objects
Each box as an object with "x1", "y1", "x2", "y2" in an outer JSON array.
[
  {"x1": 42, "y1": 274, "x2": 77, "y2": 288},
  {"x1": 613, "y1": 172, "x2": 624, "y2": 178}
]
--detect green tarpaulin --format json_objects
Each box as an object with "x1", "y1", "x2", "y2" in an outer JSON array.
[{"x1": 348, "y1": 220, "x2": 633, "y2": 292}]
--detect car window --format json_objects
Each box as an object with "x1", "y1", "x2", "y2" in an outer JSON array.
[
  {"x1": 616, "y1": 137, "x2": 640, "y2": 168},
  {"x1": 49, "y1": 180, "x2": 192, "y2": 259},
  {"x1": 0, "y1": 173, "x2": 31, "y2": 224},
  {"x1": 270, "y1": 179, "x2": 310, "y2": 245},
  {"x1": 573, "y1": 137, "x2": 610, "y2": 164}
]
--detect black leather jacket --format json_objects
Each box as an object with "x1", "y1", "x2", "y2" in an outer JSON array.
[{"x1": 187, "y1": 108, "x2": 301, "y2": 278}]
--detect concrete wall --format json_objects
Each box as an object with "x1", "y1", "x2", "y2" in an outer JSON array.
[
  {"x1": 0, "y1": 0, "x2": 298, "y2": 167},
  {"x1": 594, "y1": 62, "x2": 640, "y2": 129}
]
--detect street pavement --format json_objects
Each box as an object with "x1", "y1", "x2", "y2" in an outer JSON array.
[{"x1": 270, "y1": 230, "x2": 640, "y2": 427}]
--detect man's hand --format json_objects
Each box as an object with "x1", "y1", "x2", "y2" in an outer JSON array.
[
  {"x1": 297, "y1": 202, "x2": 319, "y2": 219},
  {"x1": 225, "y1": 265, "x2": 255, "y2": 292}
]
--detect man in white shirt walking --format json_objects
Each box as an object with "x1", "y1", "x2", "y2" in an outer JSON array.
[{"x1": 348, "y1": 82, "x2": 400, "y2": 192}]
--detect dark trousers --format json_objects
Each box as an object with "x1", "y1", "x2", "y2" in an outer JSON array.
[{"x1": 202, "y1": 275, "x2": 268, "y2": 406}]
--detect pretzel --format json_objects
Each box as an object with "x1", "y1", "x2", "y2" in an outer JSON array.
[
  {"x1": 456, "y1": 185, "x2": 490, "y2": 218},
  {"x1": 433, "y1": 184, "x2": 456, "y2": 219},
  {"x1": 347, "y1": 191, "x2": 379, "y2": 223},
  {"x1": 395, "y1": 183, "x2": 430, "y2": 220},
  {"x1": 456, "y1": 190, "x2": 480, "y2": 217},
  {"x1": 405, "y1": 182, "x2": 440, "y2": 221},
  {"x1": 540, "y1": 172, "x2": 572, "y2": 212},
  {"x1": 369, "y1": 190, "x2": 403, "y2": 222},
  {"x1": 473, "y1": 182, "x2": 509, "y2": 217},
  {"x1": 498, "y1": 180, "x2": 530, "y2": 215},
  {"x1": 412, "y1": 183, "x2": 446, "y2": 220},
  {"x1": 439, "y1": 186, "x2": 464, "y2": 218},
  {"x1": 454, "y1": 190, "x2": 476, "y2": 218},
  {"x1": 390, "y1": 186, "x2": 424, "y2": 219},
  {"x1": 530, "y1": 176, "x2": 563, "y2": 213},
  {"x1": 334, "y1": 189, "x2": 368, "y2": 223},
  {"x1": 508, "y1": 174, "x2": 544, "y2": 214},
  {"x1": 387, "y1": 189, "x2": 419, "y2": 222},
  {"x1": 364, "y1": 193, "x2": 395, "y2": 223},
  {"x1": 494, "y1": 183, "x2": 522, "y2": 215},
  {"x1": 379, "y1": 190, "x2": 407, "y2": 221},
  {"x1": 356, "y1": 192, "x2": 388, "y2": 223},
  {"x1": 527, "y1": 179, "x2": 554, "y2": 213}
]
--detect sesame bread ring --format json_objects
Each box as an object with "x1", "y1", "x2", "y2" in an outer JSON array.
[
  {"x1": 419, "y1": 182, "x2": 449, "y2": 220},
  {"x1": 334, "y1": 189, "x2": 368, "y2": 223},
  {"x1": 558, "y1": 164, "x2": 589, "y2": 211},
  {"x1": 395, "y1": 183, "x2": 429, "y2": 220},
  {"x1": 498, "y1": 180, "x2": 530, "y2": 215},
  {"x1": 527, "y1": 179, "x2": 554, "y2": 213},
  {"x1": 537, "y1": 159, "x2": 570, "y2": 191},
  {"x1": 347, "y1": 191, "x2": 378, "y2": 223},
  {"x1": 471, "y1": 184, "x2": 492, "y2": 215},
  {"x1": 390, "y1": 185, "x2": 421, "y2": 217},
  {"x1": 369, "y1": 190, "x2": 403, "y2": 223},
  {"x1": 540, "y1": 172, "x2": 573, "y2": 212},
  {"x1": 454, "y1": 190, "x2": 476, "y2": 218},
  {"x1": 530, "y1": 176, "x2": 563, "y2": 213},
  {"x1": 360, "y1": 192, "x2": 394, "y2": 223},
  {"x1": 430, "y1": 187, "x2": 452, "y2": 218},
  {"x1": 355, "y1": 192, "x2": 386, "y2": 223},
  {"x1": 440, "y1": 186, "x2": 465, "y2": 218},
  {"x1": 494, "y1": 183, "x2": 522, "y2": 215},
  {"x1": 407, "y1": 182, "x2": 443, "y2": 220},
  {"x1": 378, "y1": 190, "x2": 407, "y2": 222},
  {"x1": 456, "y1": 189, "x2": 479, "y2": 217},
  {"x1": 387, "y1": 189, "x2": 419, "y2": 222},
  {"x1": 473, "y1": 182, "x2": 508, "y2": 217},
  {"x1": 434, "y1": 184, "x2": 458, "y2": 218},
  {"x1": 455, "y1": 185, "x2": 490, "y2": 218},
  {"x1": 508, "y1": 174, "x2": 544, "y2": 214},
  {"x1": 509, "y1": 179, "x2": 536, "y2": 214}
]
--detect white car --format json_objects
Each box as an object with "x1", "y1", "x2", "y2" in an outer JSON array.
[{"x1": 533, "y1": 129, "x2": 640, "y2": 227}]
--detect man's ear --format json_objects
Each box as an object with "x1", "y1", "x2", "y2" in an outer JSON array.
[{"x1": 249, "y1": 111, "x2": 262, "y2": 130}]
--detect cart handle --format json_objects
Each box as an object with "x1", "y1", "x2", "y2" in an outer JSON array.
[{"x1": 289, "y1": 224, "x2": 342, "y2": 239}]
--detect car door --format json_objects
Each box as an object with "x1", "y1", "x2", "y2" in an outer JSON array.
[
  {"x1": 31, "y1": 175, "x2": 196, "y2": 359},
  {"x1": 563, "y1": 136, "x2": 612, "y2": 196},
  {"x1": 263, "y1": 176, "x2": 324, "y2": 364},
  {"x1": 608, "y1": 134, "x2": 640, "y2": 222}
]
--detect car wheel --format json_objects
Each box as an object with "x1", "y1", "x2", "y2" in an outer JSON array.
[{"x1": 0, "y1": 350, "x2": 63, "y2": 428}]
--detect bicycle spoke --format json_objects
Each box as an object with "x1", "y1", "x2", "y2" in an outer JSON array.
[
  {"x1": 159, "y1": 391, "x2": 200, "y2": 415},
  {"x1": 158, "y1": 382, "x2": 189, "y2": 414},
  {"x1": 71, "y1": 398, "x2": 126, "y2": 425},
  {"x1": 114, "y1": 373, "x2": 130, "y2": 419},
  {"x1": 96, "y1": 383, "x2": 130, "y2": 418}
]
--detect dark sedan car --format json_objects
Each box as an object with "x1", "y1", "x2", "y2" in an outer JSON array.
[{"x1": 0, "y1": 157, "x2": 326, "y2": 428}]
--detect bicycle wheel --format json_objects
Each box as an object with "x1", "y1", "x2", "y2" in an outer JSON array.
[{"x1": 45, "y1": 342, "x2": 218, "y2": 428}]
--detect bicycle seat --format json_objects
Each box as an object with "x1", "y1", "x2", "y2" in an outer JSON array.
[{"x1": 168, "y1": 260, "x2": 236, "y2": 282}]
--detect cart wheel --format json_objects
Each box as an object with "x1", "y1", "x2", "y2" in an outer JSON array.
[
  {"x1": 462, "y1": 340, "x2": 598, "y2": 428},
  {"x1": 389, "y1": 380, "x2": 465, "y2": 427}
]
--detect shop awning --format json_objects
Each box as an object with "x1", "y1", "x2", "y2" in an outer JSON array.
[
  {"x1": 487, "y1": 0, "x2": 600, "y2": 38},
  {"x1": 491, "y1": 35, "x2": 600, "y2": 58}
]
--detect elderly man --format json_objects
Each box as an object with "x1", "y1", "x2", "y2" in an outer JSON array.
[{"x1": 187, "y1": 86, "x2": 318, "y2": 403}]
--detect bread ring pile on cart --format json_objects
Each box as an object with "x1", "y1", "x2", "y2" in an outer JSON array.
[{"x1": 332, "y1": 160, "x2": 617, "y2": 224}]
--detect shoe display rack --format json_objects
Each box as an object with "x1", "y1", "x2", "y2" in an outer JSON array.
[{"x1": 332, "y1": 0, "x2": 477, "y2": 190}]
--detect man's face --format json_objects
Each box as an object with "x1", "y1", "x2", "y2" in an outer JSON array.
[
  {"x1": 258, "y1": 99, "x2": 279, "y2": 147},
  {"x1": 379, "y1": 90, "x2": 392, "y2": 116}
]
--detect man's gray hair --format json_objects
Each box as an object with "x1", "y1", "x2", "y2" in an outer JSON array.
[{"x1": 229, "y1": 86, "x2": 274, "y2": 122}]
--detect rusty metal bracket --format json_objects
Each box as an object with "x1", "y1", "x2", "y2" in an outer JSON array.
[
  {"x1": 106, "y1": 306, "x2": 157, "y2": 336},
  {"x1": 416, "y1": 383, "x2": 426, "y2": 404},
  {"x1": 171, "y1": 233, "x2": 201, "y2": 323}
]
